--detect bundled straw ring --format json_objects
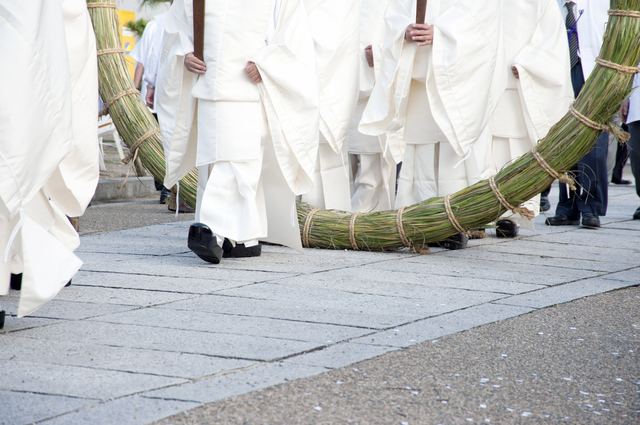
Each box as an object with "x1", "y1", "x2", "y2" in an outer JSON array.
[
  {"x1": 488, "y1": 176, "x2": 535, "y2": 220},
  {"x1": 531, "y1": 149, "x2": 577, "y2": 191},
  {"x1": 444, "y1": 194, "x2": 468, "y2": 236},
  {"x1": 302, "y1": 208, "x2": 320, "y2": 248}
]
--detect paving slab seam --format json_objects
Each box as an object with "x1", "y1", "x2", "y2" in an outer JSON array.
[{"x1": 0, "y1": 320, "x2": 72, "y2": 336}]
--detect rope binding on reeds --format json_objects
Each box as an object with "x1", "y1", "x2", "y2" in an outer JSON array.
[
  {"x1": 531, "y1": 149, "x2": 577, "y2": 190},
  {"x1": 86, "y1": 2, "x2": 117, "y2": 9},
  {"x1": 488, "y1": 176, "x2": 535, "y2": 220},
  {"x1": 123, "y1": 128, "x2": 162, "y2": 164},
  {"x1": 444, "y1": 194, "x2": 468, "y2": 236},
  {"x1": 569, "y1": 104, "x2": 630, "y2": 143},
  {"x1": 302, "y1": 208, "x2": 320, "y2": 248},
  {"x1": 608, "y1": 9, "x2": 640, "y2": 18},
  {"x1": 349, "y1": 212, "x2": 360, "y2": 251}
]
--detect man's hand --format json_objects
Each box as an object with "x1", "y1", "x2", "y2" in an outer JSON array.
[
  {"x1": 185, "y1": 52, "x2": 206, "y2": 74},
  {"x1": 619, "y1": 98, "x2": 630, "y2": 123},
  {"x1": 145, "y1": 85, "x2": 155, "y2": 109},
  {"x1": 365, "y1": 45, "x2": 374, "y2": 67},
  {"x1": 245, "y1": 61, "x2": 262, "y2": 83},
  {"x1": 511, "y1": 65, "x2": 520, "y2": 79},
  {"x1": 405, "y1": 23, "x2": 434, "y2": 46}
]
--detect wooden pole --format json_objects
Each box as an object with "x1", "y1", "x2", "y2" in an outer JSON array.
[
  {"x1": 416, "y1": 0, "x2": 427, "y2": 24},
  {"x1": 193, "y1": 0, "x2": 205, "y2": 60}
]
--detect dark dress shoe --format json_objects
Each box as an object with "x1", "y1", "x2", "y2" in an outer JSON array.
[
  {"x1": 10, "y1": 273, "x2": 22, "y2": 291},
  {"x1": 0, "y1": 310, "x2": 5, "y2": 329},
  {"x1": 539, "y1": 195, "x2": 551, "y2": 212},
  {"x1": 545, "y1": 214, "x2": 580, "y2": 226},
  {"x1": 581, "y1": 213, "x2": 601, "y2": 228},
  {"x1": 188, "y1": 223, "x2": 223, "y2": 264},
  {"x1": 222, "y1": 238, "x2": 262, "y2": 258},
  {"x1": 65, "y1": 279, "x2": 72, "y2": 287},
  {"x1": 428, "y1": 233, "x2": 468, "y2": 250},
  {"x1": 496, "y1": 220, "x2": 519, "y2": 238},
  {"x1": 611, "y1": 178, "x2": 631, "y2": 185},
  {"x1": 633, "y1": 207, "x2": 640, "y2": 220},
  {"x1": 159, "y1": 187, "x2": 171, "y2": 204}
]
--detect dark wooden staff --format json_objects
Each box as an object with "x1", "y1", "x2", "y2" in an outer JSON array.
[
  {"x1": 416, "y1": 0, "x2": 427, "y2": 24},
  {"x1": 193, "y1": 0, "x2": 205, "y2": 60}
]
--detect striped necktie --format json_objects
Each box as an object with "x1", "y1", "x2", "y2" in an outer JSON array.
[{"x1": 566, "y1": 2, "x2": 580, "y2": 68}]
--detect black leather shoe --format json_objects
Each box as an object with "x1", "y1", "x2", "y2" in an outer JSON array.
[
  {"x1": 188, "y1": 223, "x2": 223, "y2": 264},
  {"x1": 9, "y1": 273, "x2": 22, "y2": 291},
  {"x1": 540, "y1": 195, "x2": 551, "y2": 212},
  {"x1": 159, "y1": 187, "x2": 171, "y2": 204},
  {"x1": 496, "y1": 220, "x2": 519, "y2": 238},
  {"x1": 545, "y1": 214, "x2": 580, "y2": 226},
  {"x1": 633, "y1": 207, "x2": 640, "y2": 220},
  {"x1": 222, "y1": 239, "x2": 262, "y2": 258},
  {"x1": 0, "y1": 310, "x2": 5, "y2": 329},
  {"x1": 581, "y1": 213, "x2": 601, "y2": 228},
  {"x1": 429, "y1": 233, "x2": 468, "y2": 250},
  {"x1": 65, "y1": 279, "x2": 72, "y2": 287},
  {"x1": 611, "y1": 178, "x2": 631, "y2": 185}
]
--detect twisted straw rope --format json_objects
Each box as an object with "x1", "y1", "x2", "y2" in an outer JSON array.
[
  {"x1": 97, "y1": 48, "x2": 125, "y2": 56},
  {"x1": 608, "y1": 9, "x2": 640, "y2": 18},
  {"x1": 531, "y1": 149, "x2": 577, "y2": 191},
  {"x1": 569, "y1": 104, "x2": 630, "y2": 143},
  {"x1": 595, "y1": 57, "x2": 640, "y2": 74},
  {"x1": 86, "y1": 2, "x2": 117, "y2": 8},
  {"x1": 103, "y1": 88, "x2": 139, "y2": 113},
  {"x1": 302, "y1": 208, "x2": 320, "y2": 248},
  {"x1": 349, "y1": 212, "x2": 360, "y2": 251},
  {"x1": 396, "y1": 207, "x2": 411, "y2": 248},
  {"x1": 488, "y1": 176, "x2": 535, "y2": 220},
  {"x1": 444, "y1": 194, "x2": 467, "y2": 235},
  {"x1": 123, "y1": 128, "x2": 161, "y2": 164}
]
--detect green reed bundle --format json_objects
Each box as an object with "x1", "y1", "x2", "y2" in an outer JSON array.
[{"x1": 87, "y1": 0, "x2": 198, "y2": 207}]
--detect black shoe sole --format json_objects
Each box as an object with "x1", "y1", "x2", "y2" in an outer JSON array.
[
  {"x1": 428, "y1": 233, "x2": 468, "y2": 250},
  {"x1": 188, "y1": 224, "x2": 223, "y2": 264},
  {"x1": 496, "y1": 220, "x2": 518, "y2": 238},
  {"x1": 222, "y1": 239, "x2": 262, "y2": 258},
  {"x1": 10, "y1": 274, "x2": 22, "y2": 291}
]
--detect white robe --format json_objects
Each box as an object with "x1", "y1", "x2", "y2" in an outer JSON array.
[
  {"x1": 300, "y1": 0, "x2": 359, "y2": 211},
  {"x1": 349, "y1": 0, "x2": 396, "y2": 212},
  {"x1": 491, "y1": 0, "x2": 573, "y2": 228},
  {"x1": 0, "y1": 0, "x2": 98, "y2": 317},
  {"x1": 130, "y1": 18, "x2": 157, "y2": 105},
  {"x1": 359, "y1": 0, "x2": 506, "y2": 207},
  {"x1": 157, "y1": 0, "x2": 319, "y2": 250}
]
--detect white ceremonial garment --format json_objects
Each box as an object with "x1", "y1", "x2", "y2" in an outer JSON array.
[
  {"x1": 349, "y1": 0, "x2": 396, "y2": 212},
  {"x1": 157, "y1": 0, "x2": 319, "y2": 251},
  {"x1": 490, "y1": 0, "x2": 573, "y2": 230},
  {"x1": 130, "y1": 19, "x2": 158, "y2": 104},
  {"x1": 300, "y1": 0, "x2": 359, "y2": 211},
  {"x1": 143, "y1": 12, "x2": 169, "y2": 111},
  {"x1": 0, "y1": 0, "x2": 98, "y2": 317},
  {"x1": 359, "y1": 0, "x2": 506, "y2": 208}
]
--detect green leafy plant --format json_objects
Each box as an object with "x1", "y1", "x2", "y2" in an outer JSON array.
[{"x1": 125, "y1": 18, "x2": 149, "y2": 39}]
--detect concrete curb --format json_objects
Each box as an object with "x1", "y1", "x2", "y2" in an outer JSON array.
[{"x1": 92, "y1": 177, "x2": 158, "y2": 202}]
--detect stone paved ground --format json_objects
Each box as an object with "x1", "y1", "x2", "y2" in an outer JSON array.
[{"x1": 0, "y1": 182, "x2": 638, "y2": 425}]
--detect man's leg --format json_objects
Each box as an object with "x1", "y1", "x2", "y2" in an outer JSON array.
[
  {"x1": 627, "y1": 121, "x2": 640, "y2": 218},
  {"x1": 575, "y1": 132, "x2": 609, "y2": 227}
]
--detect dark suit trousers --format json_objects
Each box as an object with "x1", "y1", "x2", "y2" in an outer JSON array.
[
  {"x1": 554, "y1": 61, "x2": 609, "y2": 218},
  {"x1": 628, "y1": 120, "x2": 640, "y2": 199}
]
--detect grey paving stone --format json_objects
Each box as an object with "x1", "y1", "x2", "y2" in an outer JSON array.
[
  {"x1": 527, "y1": 227, "x2": 640, "y2": 251},
  {"x1": 482, "y1": 240, "x2": 639, "y2": 265},
  {"x1": 603, "y1": 267, "x2": 640, "y2": 283},
  {"x1": 41, "y1": 395, "x2": 199, "y2": 425},
  {"x1": 0, "y1": 390, "x2": 98, "y2": 425},
  {"x1": 284, "y1": 342, "x2": 399, "y2": 369},
  {"x1": 77, "y1": 233, "x2": 188, "y2": 256},
  {"x1": 157, "y1": 287, "x2": 504, "y2": 329},
  {"x1": 277, "y1": 267, "x2": 544, "y2": 295},
  {"x1": 602, "y1": 221, "x2": 640, "y2": 231},
  {"x1": 0, "y1": 360, "x2": 185, "y2": 399},
  {"x1": 351, "y1": 303, "x2": 535, "y2": 347},
  {"x1": 0, "y1": 335, "x2": 254, "y2": 379},
  {"x1": 15, "y1": 321, "x2": 321, "y2": 361},
  {"x1": 73, "y1": 270, "x2": 250, "y2": 294},
  {"x1": 51, "y1": 285, "x2": 195, "y2": 306},
  {"x1": 80, "y1": 254, "x2": 297, "y2": 283},
  {"x1": 91, "y1": 308, "x2": 369, "y2": 344},
  {"x1": 142, "y1": 362, "x2": 329, "y2": 404},
  {"x1": 437, "y1": 247, "x2": 626, "y2": 273},
  {"x1": 0, "y1": 314, "x2": 63, "y2": 337},
  {"x1": 494, "y1": 278, "x2": 637, "y2": 309},
  {"x1": 19, "y1": 299, "x2": 138, "y2": 320},
  {"x1": 372, "y1": 256, "x2": 598, "y2": 286}
]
